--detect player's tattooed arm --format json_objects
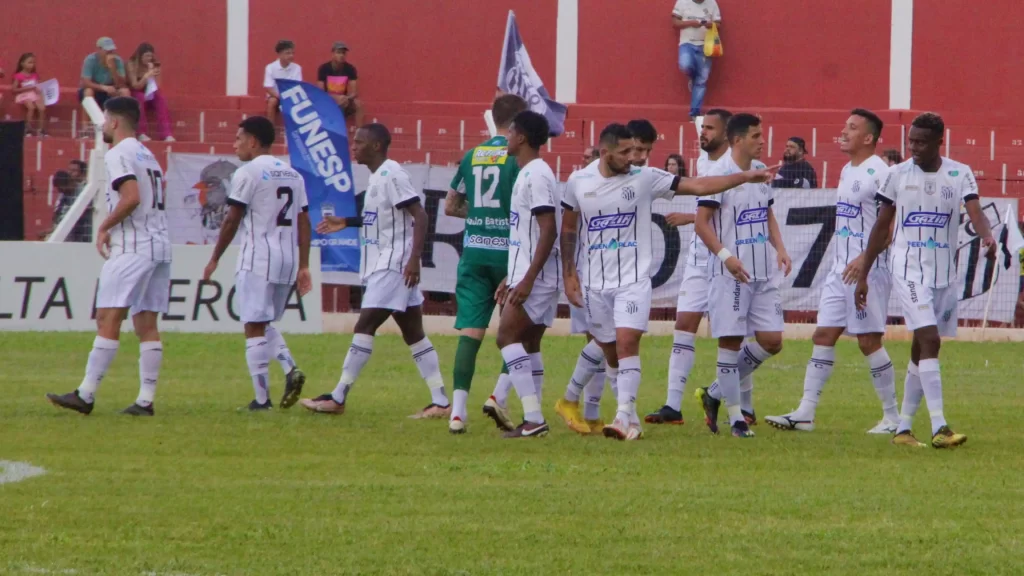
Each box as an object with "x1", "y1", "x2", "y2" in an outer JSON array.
[
  {"x1": 203, "y1": 204, "x2": 244, "y2": 281},
  {"x1": 444, "y1": 189, "x2": 468, "y2": 218}
]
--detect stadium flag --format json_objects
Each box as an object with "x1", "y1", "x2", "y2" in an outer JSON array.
[
  {"x1": 1001, "y1": 205, "x2": 1024, "y2": 269},
  {"x1": 276, "y1": 79, "x2": 360, "y2": 273},
  {"x1": 497, "y1": 10, "x2": 567, "y2": 136}
]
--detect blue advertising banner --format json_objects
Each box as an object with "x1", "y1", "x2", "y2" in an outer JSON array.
[{"x1": 276, "y1": 79, "x2": 360, "y2": 273}]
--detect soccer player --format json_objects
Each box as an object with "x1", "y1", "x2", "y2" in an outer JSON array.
[
  {"x1": 555, "y1": 118, "x2": 659, "y2": 435},
  {"x1": 46, "y1": 97, "x2": 171, "y2": 416},
  {"x1": 202, "y1": 116, "x2": 311, "y2": 411},
  {"x1": 443, "y1": 94, "x2": 527, "y2": 434},
  {"x1": 766, "y1": 109, "x2": 900, "y2": 433},
  {"x1": 693, "y1": 113, "x2": 792, "y2": 438},
  {"x1": 561, "y1": 123, "x2": 778, "y2": 441},
  {"x1": 855, "y1": 112, "x2": 995, "y2": 449},
  {"x1": 496, "y1": 110, "x2": 561, "y2": 438},
  {"x1": 301, "y1": 124, "x2": 451, "y2": 419},
  {"x1": 646, "y1": 108, "x2": 732, "y2": 425}
]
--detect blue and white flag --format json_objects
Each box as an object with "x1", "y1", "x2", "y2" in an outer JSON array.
[
  {"x1": 497, "y1": 10, "x2": 567, "y2": 136},
  {"x1": 276, "y1": 79, "x2": 360, "y2": 273}
]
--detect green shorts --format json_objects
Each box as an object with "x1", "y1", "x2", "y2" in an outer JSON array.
[{"x1": 454, "y1": 262, "x2": 507, "y2": 330}]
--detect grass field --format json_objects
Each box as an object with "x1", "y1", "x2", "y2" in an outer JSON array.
[{"x1": 2, "y1": 332, "x2": 1023, "y2": 576}]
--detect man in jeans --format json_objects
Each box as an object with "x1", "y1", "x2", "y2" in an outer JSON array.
[{"x1": 672, "y1": 0, "x2": 721, "y2": 120}]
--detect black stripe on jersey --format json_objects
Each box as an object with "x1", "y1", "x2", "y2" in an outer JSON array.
[
  {"x1": 227, "y1": 198, "x2": 247, "y2": 208},
  {"x1": 760, "y1": 202, "x2": 768, "y2": 279},
  {"x1": 874, "y1": 193, "x2": 894, "y2": 205},
  {"x1": 395, "y1": 197, "x2": 420, "y2": 210},
  {"x1": 248, "y1": 205, "x2": 255, "y2": 272},
  {"x1": 597, "y1": 209, "x2": 606, "y2": 290},
  {"x1": 111, "y1": 174, "x2": 137, "y2": 191},
  {"x1": 530, "y1": 212, "x2": 542, "y2": 283},
  {"x1": 387, "y1": 208, "x2": 395, "y2": 270},
  {"x1": 946, "y1": 207, "x2": 954, "y2": 286},
  {"x1": 631, "y1": 208, "x2": 638, "y2": 284},
  {"x1": 279, "y1": 228, "x2": 287, "y2": 282},
  {"x1": 901, "y1": 205, "x2": 908, "y2": 280},
  {"x1": 917, "y1": 203, "x2": 923, "y2": 282},
  {"x1": 616, "y1": 208, "x2": 622, "y2": 287},
  {"x1": 265, "y1": 231, "x2": 272, "y2": 281}
]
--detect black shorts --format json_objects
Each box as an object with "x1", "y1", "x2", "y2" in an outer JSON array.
[{"x1": 78, "y1": 87, "x2": 112, "y2": 108}]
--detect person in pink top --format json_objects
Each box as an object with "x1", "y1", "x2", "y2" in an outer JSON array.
[
  {"x1": 12, "y1": 53, "x2": 48, "y2": 136},
  {"x1": 126, "y1": 43, "x2": 175, "y2": 142}
]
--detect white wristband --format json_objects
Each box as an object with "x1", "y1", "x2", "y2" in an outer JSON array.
[{"x1": 717, "y1": 248, "x2": 732, "y2": 261}]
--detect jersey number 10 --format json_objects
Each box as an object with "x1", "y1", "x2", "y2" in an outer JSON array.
[
  {"x1": 146, "y1": 168, "x2": 165, "y2": 210},
  {"x1": 472, "y1": 166, "x2": 501, "y2": 209}
]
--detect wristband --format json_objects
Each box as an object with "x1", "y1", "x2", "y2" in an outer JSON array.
[{"x1": 717, "y1": 248, "x2": 732, "y2": 261}]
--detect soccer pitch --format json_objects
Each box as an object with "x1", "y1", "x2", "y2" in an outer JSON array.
[{"x1": 2, "y1": 332, "x2": 1022, "y2": 576}]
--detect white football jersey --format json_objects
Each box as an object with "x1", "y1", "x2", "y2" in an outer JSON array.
[
  {"x1": 699, "y1": 154, "x2": 775, "y2": 281},
  {"x1": 228, "y1": 155, "x2": 309, "y2": 284},
  {"x1": 879, "y1": 157, "x2": 978, "y2": 289},
  {"x1": 103, "y1": 138, "x2": 171, "y2": 263},
  {"x1": 508, "y1": 158, "x2": 561, "y2": 289},
  {"x1": 562, "y1": 165, "x2": 679, "y2": 289},
  {"x1": 361, "y1": 159, "x2": 424, "y2": 280},
  {"x1": 685, "y1": 148, "x2": 729, "y2": 269},
  {"x1": 833, "y1": 155, "x2": 890, "y2": 274},
  {"x1": 567, "y1": 160, "x2": 599, "y2": 279}
]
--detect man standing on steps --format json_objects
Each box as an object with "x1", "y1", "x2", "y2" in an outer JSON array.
[
  {"x1": 646, "y1": 108, "x2": 732, "y2": 426},
  {"x1": 442, "y1": 94, "x2": 527, "y2": 434},
  {"x1": 766, "y1": 109, "x2": 900, "y2": 434}
]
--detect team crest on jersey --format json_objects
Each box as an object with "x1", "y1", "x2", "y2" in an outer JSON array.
[
  {"x1": 903, "y1": 212, "x2": 949, "y2": 228},
  {"x1": 924, "y1": 180, "x2": 937, "y2": 195},
  {"x1": 851, "y1": 180, "x2": 862, "y2": 194},
  {"x1": 471, "y1": 146, "x2": 509, "y2": 166},
  {"x1": 510, "y1": 211, "x2": 519, "y2": 227},
  {"x1": 737, "y1": 232, "x2": 769, "y2": 246},
  {"x1": 941, "y1": 186, "x2": 955, "y2": 200},
  {"x1": 621, "y1": 186, "x2": 636, "y2": 200},
  {"x1": 836, "y1": 202, "x2": 861, "y2": 219},
  {"x1": 736, "y1": 207, "x2": 768, "y2": 225},
  {"x1": 588, "y1": 213, "x2": 635, "y2": 231},
  {"x1": 363, "y1": 211, "x2": 378, "y2": 225},
  {"x1": 907, "y1": 237, "x2": 949, "y2": 249}
]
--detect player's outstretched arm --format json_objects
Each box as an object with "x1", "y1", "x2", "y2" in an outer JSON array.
[
  {"x1": 203, "y1": 204, "x2": 244, "y2": 281},
  {"x1": 675, "y1": 164, "x2": 781, "y2": 196},
  {"x1": 965, "y1": 198, "x2": 997, "y2": 259},
  {"x1": 767, "y1": 207, "x2": 792, "y2": 276},
  {"x1": 296, "y1": 211, "x2": 312, "y2": 297},
  {"x1": 444, "y1": 189, "x2": 468, "y2": 218},
  {"x1": 402, "y1": 200, "x2": 428, "y2": 288}
]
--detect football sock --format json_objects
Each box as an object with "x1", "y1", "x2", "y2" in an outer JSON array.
[
  {"x1": 667, "y1": 330, "x2": 697, "y2": 411},
  {"x1": 453, "y1": 335, "x2": 482, "y2": 392},
  {"x1": 332, "y1": 334, "x2": 373, "y2": 404},
  {"x1": 136, "y1": 341, "x2": 162, "y2": 407},
  {"x1": 452, "y1": 389, "x2": 468, "y2": 422},
  {"x1": 615, "y1": 356, "x2": 641, "y2": 425},
  {"x1": 529, "y1": 352, "x2": 544, "y2": 402},
  {"x1": 245, "y1": 337, "x2": 270, "y2": 404},
  {"x1": 897, "y1": 362, "x2": 923, "y2": 434},
  {"x1": 867, "y1": 347, "x2": 899, "y2": 422},
  {"x1": 77, "y1": 336, "x2": 119, "y2": 403},
  {"x1": 565, "y1": 340, "x2": 604, "y2": 402},
  {"x1": 501, "y1": 343, "x2": 543, "y2": 424},
  {"x1": 795, "y1": 345, "x2": 835, "y2": 418},
  {"x1": 717, "y1": 348, "x2": 743, "y2": 426},
  {"x1": 265, "y1": 325, "x2": 296, "y2": 372},
  {"x1": 492, "y1": 363, "x2": 512, "y2": 408},
  {"x1": 582, "y1": 365, "x2": 606, "y2": 421},
  {"x1": 409, "y1": 337, "x2": 448, "y2": 407},
  {"x1": 918, "y1": 358, "x2": 947, "y2": 435}
]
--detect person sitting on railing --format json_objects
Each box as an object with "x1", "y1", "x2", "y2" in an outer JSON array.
[{"x1": 79, "y1": 37, "x2": 130, "y2": 135}]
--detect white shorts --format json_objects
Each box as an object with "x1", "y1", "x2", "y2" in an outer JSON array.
[
  {"x1": 584, "y1": 278, "x2": 652, "y2": 343},
  {"x1": 361, "y1": 269, "x2": 424, "y2": 312},
  {"x1": 893, "y1": 277, "x2": 958, "y2": 337},
  {"x1": 236, "y1": 271, "x2": 292, "y2": 323},
  {"x1": 817, "y1": 268, "x2": 892, "y2": 335},
  {"x1": 512, "y1": 283, "x2": 558, "y2": 327},
  {"x1": 569, "y1": 304, "x2": 589, "y2": 334},
  {"x1": 708, "y1": 274, "x2": 784, "y2": 338},
  {"x1": 675, "y1": 262, "x2": 710, "y2": 314},
  {"x1": 96, "y1": 253, "x2": 170, "y2": 315}
]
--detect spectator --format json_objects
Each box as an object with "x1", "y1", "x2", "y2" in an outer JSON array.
[
  {"x1": 665, "y1": 153, "x2": 687, "y2": 177},
  {"x1": 79, "y1": 37, "x2": 130, "y2": 113},
  {"x1": 582, "y1": 145, "x2": 599, "y2": 165},
  {"x1": 882, "y1": 148, "x2": 902, "y2": 166},
  {"x1": 317, "y1": 42, "x2": 363, "y2": 129},
  {"x1": 264, "y1": 40, "x2": 302, "y2": 124},
  {"x1": 68, "y1": 159, "x2": 87, "y2": 191},
  {"x1": 49, "y1": 170, "x2": 92, "y2": 242},
  {"x1": 672, "y1": 0, "x2": 721, "y2": 120},
  {"x1": 126, "y1": 43, "x2": 175, "y2": 142},
  {"x1": 12, "y1": 53, "x2": 48, "y2": 136},
  {"x1": 772, "y1": 136, "x2": 818, "y2": 189}
]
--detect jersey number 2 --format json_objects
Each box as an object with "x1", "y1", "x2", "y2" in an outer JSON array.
[
  {"x1": 472, "y1": 166, "x2": 501, "y2": 209},
  {"x1": 146, "y1": 169, "x2": 164, "y2": 210},
  {"x1": 277, "y1": 187, "x2": 294, "y2": 226}
]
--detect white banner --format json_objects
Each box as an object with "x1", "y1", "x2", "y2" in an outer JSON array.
[
  {"x1": 165, "y1": 154, "x2": 1021, "y2": 323},
  {"x1": 0, "y1": 243, "x2": 322, "y2": 333}
]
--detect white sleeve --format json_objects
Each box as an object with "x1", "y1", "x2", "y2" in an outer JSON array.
[
  {"x1": 877, "y1": 167, "x2": 898, "y2": 205},
  {"x1": 711, "y1": 0, "x2": 722, "y2": 20},
  {"x1": 872, "y1": 164, "x2": 890, "y2": 191},
  {"x1": 263, "y1": 64, "x2": 275, "y2": 89},
  {"x1": 293, "y1": 64, "x2": 303, "y2": 81},
  {"x1": 387, "y1": 169, "x2": 421, "y2": 209},
  {"x1": 227, "y1": 168, "x2": 256, "y2": 206},
  {"x1": 697, "y1": 160, "x2": 729, "y2": 208},
  {"x1": 104, "y1": 148, "x2": 136, "y2": 191},
  {"x1": 561, "y1": 175, "x2": 580, "y2": 211},
  {"x1": 645, "y1": 167, "x2": 679, "y2": 201},
  {"x1": 528, "y1": 169, "x2": 557, "y2": 213},
  {"x1": 672, "y1": 0, "x2": 685, "y2": 17},
  {"x1": 961, "y1": 169, "x2": 980, "y2": 201}
]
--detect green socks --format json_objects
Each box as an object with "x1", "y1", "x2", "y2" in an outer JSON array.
[{"x1": 453, "y1": 335, "x2": 483, "y2": 392}]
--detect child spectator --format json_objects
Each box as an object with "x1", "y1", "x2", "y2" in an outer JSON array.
[
  {"x1": 126, "y1": 43, "x2": 175, "y2": 142},
  {"x1": 12, "y1": 53, "x2": 48, "y2": 136},
  {"x1": 264, "y1": 40, "x2": 302, "y2": 124}
]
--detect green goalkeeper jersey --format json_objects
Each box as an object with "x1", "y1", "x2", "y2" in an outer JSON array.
[{"x1": 450, "y1": 135, "x2": 521, "y2": 267}]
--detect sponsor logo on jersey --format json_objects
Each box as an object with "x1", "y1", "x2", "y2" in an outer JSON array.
[
  {"x1": 589, "y1": 238, "x2": 638, "y2": 251},
  {"x1": 361, "y1": 238, "x2": 379, "y2": 246},
  {"x1": 732, "y1": 281, "x2": 741, "y2": 312},
  {"x1": 263, "y1": 168, "x2": 301, "y2": 181},
  {"x1": 471, "y1": 146, "x2": 509, "y2": 166},
  {"x1": 588, "y1": 213, "x2": 635, "y2": 232},
  {"x1": 466, "y1": 235, "x2": 509, "y2": 249},
  {"x1": 924, "y1": 180, "x2": 937, "y2": 195},
  {"x1": 851, "y1": 180, "x2": 862, "y2": 194},
  {"x1": 907, "y1": 237, "x2": 950, "y2": 249},
  {"x1": 736, "y1": 232, "x2": 769, "y2": 246},
  {"x1": 948, "y1": 170, "x2": 959, "y2": 177},
  {"x1": 867, "y1": 168, "x2": 876, "y2": 175},
  {"x1": 510, "y1": 211, "x2": 519, "y2": 227},
  {"x1": 836, "y1": 202, "x2": 861, "y2": 219},
  {"x1": 363, "y1": 211, "x2": 378, "y2": 225},
  {"x1": 903, "y1": 212, "x2": 950, "y2": 228},
  {"x1": 736, "y1": 207, "x2": 768, "y2": 225},
  {"x1": 136, "y1": 150, "x2": 156, "y2": 162},
  {"x1": 466, "y1": 217, "x2": 484, "y2": 226},
  {"x1": 835, "y1": 226, "x2": 864, "y2": 239},
  {"x1": 941, "y1": 186, "x2": 955, "y2": 200}
]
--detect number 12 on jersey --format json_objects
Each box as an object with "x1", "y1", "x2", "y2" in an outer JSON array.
[{"x1": 473, "y1": 166, "x2": 501, "y2": 208}]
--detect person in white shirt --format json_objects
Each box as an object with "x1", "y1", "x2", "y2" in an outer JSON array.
[
  {"x1": 302, "y1": 124, "x2": 451, "y2": 420},
  {"x1": 767, "y1": 109, "x2": 901, "y2": 434},
  {"x1": 556, "y1": 118, "x2": 661, "y2": 436},
  {"x1": 855, "y1": 112, "x2": 996, "y2": 449},
  {"x1": 561, "y1": 122, "x2": 778, "y2": 441},
  {"x1": 495, "y1": 110, "x2": 560, "y2": 438},
  {"x1": 264, "y1": 40, "x2": 302, "y2": 124},
  {"x1": 672, "y1": 0, "x2": 721, "y2": 120},
  {"x1": 647, "y1": 108, "x2": 732, "y2": 426},
  {"x1": 202, "y1": 116, "x2": 312, "y2": 411},
  {"x1": 46, "y1": 97, "x2": 171, "y2": 417},
  {"x1": 694, "y1": 113, "x2": 793, "y2": 439}
]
